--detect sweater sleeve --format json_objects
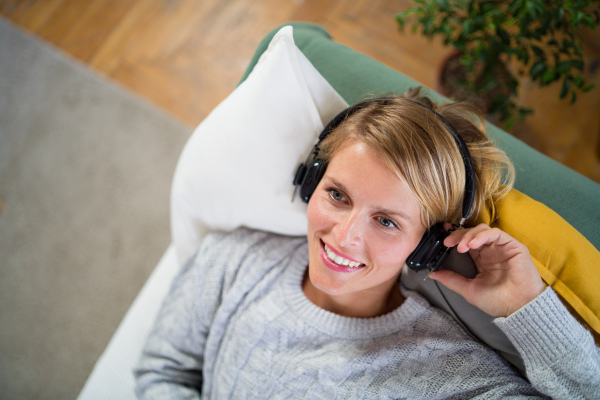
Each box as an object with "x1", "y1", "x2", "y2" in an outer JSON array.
[
  {"x1": 133, "y1": 229, "x2": 297, "y2": 399},
  {"x1": 494, "y1": 287, "x2": 600, "y2": 399},
  {"x1": 134, "y1": 234, "x2": 227, "y2": 399}
]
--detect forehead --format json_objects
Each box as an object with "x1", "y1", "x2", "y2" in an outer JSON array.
[{"x1": 324, "y1": 141, "x2": 422, "y2": 222}]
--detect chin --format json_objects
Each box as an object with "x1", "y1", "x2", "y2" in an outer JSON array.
[
  {"x1": 307, "y1": 266, "x2": 348, "y2": 297},
  {"x1": 306, "y1": 238, "x2": 360, "y2": 296}
]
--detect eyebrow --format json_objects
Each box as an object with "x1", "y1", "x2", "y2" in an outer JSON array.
[{"x1": 327, "y1": 178, "x2": 412, "y2": 221}]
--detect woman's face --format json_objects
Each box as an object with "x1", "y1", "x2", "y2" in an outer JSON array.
[{"x1": 305, "y1": 140, "x2": 426, "y2": 316}]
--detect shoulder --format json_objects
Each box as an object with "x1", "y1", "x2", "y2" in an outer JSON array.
[
  {"x1": 198, "y1": 228, "x2": 306, "y2": 264},
  {"x1": 191, "y1": 228, "x2": 306, "y2": 287}
]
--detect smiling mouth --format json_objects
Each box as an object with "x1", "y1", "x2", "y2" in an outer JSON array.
[{"x1": 321, "y1": 241, "x2": 365, "y2": 268}]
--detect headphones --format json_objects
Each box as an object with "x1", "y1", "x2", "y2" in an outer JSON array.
[{"x1": 292, "y1": 97, "x2": 476, "y2": 273}]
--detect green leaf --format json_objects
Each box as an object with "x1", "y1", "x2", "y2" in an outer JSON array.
[
  {"x1": 463, "y1": 19, "x2": 472, "y2": 35},
  {"x1": 518, "y1": 107, "x2": 534, "y2": 117},
  {"x1": 525, "y1": 0, "x2": 544, "y2": 20},
  {"x1": 541, "y1": 13, "x2": 552, "y2": 33},
  {"x1": 497, "y1": 27, "x2": 511, "y2": 45},
  {"x1": 573, "y1": 11, "x2": 584, "y2": 28},
  {"x1": 573, "y1": 75, "x2": 585, "y2": 87},
  {"x1": 483, "y1": 78, "x2": 500, "y2": 91},
  {"x1": 531, "y1": 45, "x2": 544, "y2": 57},
  {"x1": 559, "y1": 78, "x2": 571, "y2": 99},
  {"x1": 509, "y1": 0, "x2": 524, "y2": 13},
  {"x1": 424, "y1": 19, "x2": 434, "y2": 34},
  {"x1": 572, "y1": 60, "x2": 584, "y2": 72},
  {"x1": 556, "y1": 60, "x2": 572, "y2": 73},
  {"x1": 519, "y1": 16, "x2": 528, "y2": 32},
  {"x1": 443, "y1": 23, "x2": 452, "y2": 40},
  {"x1": 541, "y1": 70, "x2": 557, "y2": 84},
  {"x1": 558, "y1": 7, "x2": 564, "y2": 22},
  {"x1": 582, "y1": 13, "x2": 595, "y2": 28},
  {"x1": 459, "y1": 53, "x2": 475, "y2": 72},
  {"x1": 583, "y1": 83, "x2": 596, "y2": 92},
  {"x1": 520, "y1": 49, "x2": 530, "y2": 64},
  {"x1": 530, "y1": 60, "x2": 546, "y2": 80}
]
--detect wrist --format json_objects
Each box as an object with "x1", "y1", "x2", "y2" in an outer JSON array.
[
  {"x1": 504, "y1": 282, "x2": 545, "y2": 317},
  {"x1": 495, "y1": 287, "x2": 591, "y2": 367}
]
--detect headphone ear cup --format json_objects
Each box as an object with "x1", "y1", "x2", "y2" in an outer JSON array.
[
  {"x1": 299, "y1": 160, "x2": 327, "y2": 203},
  {"x1": 406, "y1": 223, "x2": 449, "y2": 272}
]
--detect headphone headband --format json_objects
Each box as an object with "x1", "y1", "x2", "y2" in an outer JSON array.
[
  {"x1": 295, "y1": 97, "x2": 475, "y2": 222},
  {"x1": 404, "y1": 99, "x2": 475, "y2": 223}
]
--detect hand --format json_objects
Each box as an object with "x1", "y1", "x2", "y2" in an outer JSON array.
[{"x1": 429, "y1": 223, "x2": 545, "y2": 318}]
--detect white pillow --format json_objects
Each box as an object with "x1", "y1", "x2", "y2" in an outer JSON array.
[{"x1": 171, "y1": 26, "x2": 348, "y2": 264}]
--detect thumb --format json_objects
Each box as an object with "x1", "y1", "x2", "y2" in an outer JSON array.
[{"x1": 429, "y1": 269, "x2": 470, "y2": 298}]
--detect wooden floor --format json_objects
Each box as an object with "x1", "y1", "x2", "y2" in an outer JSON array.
[{"x1": 2, "y1": 0, "x2": 599, "y2": 183}]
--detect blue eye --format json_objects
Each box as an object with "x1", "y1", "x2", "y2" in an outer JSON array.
[
  {"x1": 377, "y1": 216, "x2": 398, "y2": 230},
  {"x1": 328, "y1": 189, "x2": 346, "y2": 202}
]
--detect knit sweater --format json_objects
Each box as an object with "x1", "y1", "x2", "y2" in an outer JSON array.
[{"x1": 135, "y1": 228, "x2": 600, "y2": 399}]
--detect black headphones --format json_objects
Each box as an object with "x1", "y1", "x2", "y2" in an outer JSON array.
[{"x1": 292, "y1": 97, "x2": 476, "y2": 273}]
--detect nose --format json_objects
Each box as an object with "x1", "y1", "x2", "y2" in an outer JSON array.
[{"x1": 334, "y1": 210, "x2": 364, "y2": 248}]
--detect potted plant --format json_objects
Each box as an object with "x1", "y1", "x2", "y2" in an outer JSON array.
[{"x1": 396, "y1": 0, "x2": 599, "y2": 128}]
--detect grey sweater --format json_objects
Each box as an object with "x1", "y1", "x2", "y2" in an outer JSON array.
[{"x1": 135, "y1": 228, "x2": 600, "y2": 399}]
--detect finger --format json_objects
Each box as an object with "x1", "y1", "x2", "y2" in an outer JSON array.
[
  {"x1": 443, "y1": 227, "x2": 468, "y2": 247},
  {"x1": 428, "y1": 269, "x2": 471, "y2": 299},
  {"x1": 465, "y1": 228, "x2": 516, "y2": 251},
  {"x1": 443, "y1": 224, "x2": 482, "y2": 248},
  {"x1": 444, "y1": 223, "x2": 491, "y2": 251}
]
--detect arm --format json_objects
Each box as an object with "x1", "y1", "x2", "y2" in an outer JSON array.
[
  {"x1": 430, "y1": 224, "x2": 600, "y2": 399},
  {"x1": 134, "y1": 244, "x2": 218, "y2": 399},
  {"x1": 496, "y1": 287, "x2": 600, "y2": 399}
]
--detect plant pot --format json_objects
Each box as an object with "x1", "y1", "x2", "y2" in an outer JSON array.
[{"x1": 436, "y1": 50, "x2": 512, "y2": 125}]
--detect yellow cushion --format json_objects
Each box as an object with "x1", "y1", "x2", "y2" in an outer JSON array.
[{"x1": 476, "y1": 189, "x2": 600, "y2": 343}]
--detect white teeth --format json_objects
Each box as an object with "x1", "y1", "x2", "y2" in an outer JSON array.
[
  {"x1": 327, "y1": 250, "x2": 336, "y2": 262},
  {"x1": 324, "y1": 244, "x2": 363, "y2": 268}
]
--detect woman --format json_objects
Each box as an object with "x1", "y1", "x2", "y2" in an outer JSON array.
[{"x1": 135, "y1": 90, "x2": 600, "y2": 399}]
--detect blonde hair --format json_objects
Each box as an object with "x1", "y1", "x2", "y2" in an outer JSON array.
[{"x1": 319, "y1": 88, "x2": 515, "y2": 228}]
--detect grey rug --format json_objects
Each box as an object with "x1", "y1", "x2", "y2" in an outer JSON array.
[{"x1": 0, "y1": 17, "x2": 192, "y2": 399}]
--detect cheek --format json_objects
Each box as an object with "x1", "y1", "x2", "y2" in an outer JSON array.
[
  {"x1": 307, "y1": 196, "x2": 331, "y2": 232},
  {"x1": 370, "y1": 231, "x2": 424, "y2": 267}
]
